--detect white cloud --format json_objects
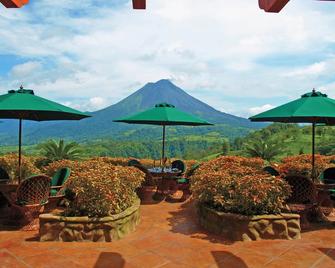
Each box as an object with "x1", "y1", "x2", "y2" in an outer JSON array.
[
  {"x1": 10, "y1": 61, "x2": 42, "y2": 78},
  {"x1": 248, "y1": 104, "x2": 275, "y2": 116},
  {"x1": 0, "y1": 0, "x2": 335, "y2": 116},
  {"x1": 62, "y1": 96, "x2": 108, "y2": 112},
  {"x1": 284, "y1": 62, "x2": 326, "y2": 77}
]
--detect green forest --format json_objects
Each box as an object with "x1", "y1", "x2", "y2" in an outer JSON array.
[{"x1": 3, "y1": 123, "x2": 335, "y2": 161}]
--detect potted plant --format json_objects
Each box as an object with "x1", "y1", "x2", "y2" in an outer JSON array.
[
  {"x1": 39, "y1": 159, "x2": 145, "y2": 242},
  {"x1": 190, "y1": 156, "x2": 300, "y2": 241}
]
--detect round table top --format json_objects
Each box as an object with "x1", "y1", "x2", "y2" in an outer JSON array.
[{"x1": 148, "y1": 167, "x2": 181, "y2": 177}]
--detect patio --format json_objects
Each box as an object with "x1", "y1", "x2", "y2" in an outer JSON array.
[{"x1": 1, "y1": 200, "x2": 335, "y2": 268}]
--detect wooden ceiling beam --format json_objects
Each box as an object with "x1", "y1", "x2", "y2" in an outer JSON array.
[
  {"x1": 259, "y1": 0, "x2": 290, "y2": 12},
  {"x1": 0, "y1": 0, "x2": 29, "y2": 8},
  {"x1": 132, "y1": 0, "x2": 146, "y2": 9}
]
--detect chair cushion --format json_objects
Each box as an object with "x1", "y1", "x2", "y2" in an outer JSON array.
[
  {"x1": 177, "y1": 178, "x2": 189, "y2": 184},
  {"x1": 51, "y1": 170, "x2": 62, "y2": 186},
  {"x1": 51, "y1": 168, "x2": 70, "y2": 186},
  {"x1": 50, "y1": 189, "x2": 58, "y2": 197}
]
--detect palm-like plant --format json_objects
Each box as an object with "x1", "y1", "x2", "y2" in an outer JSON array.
[
  {"x1": 244, "y1": 139, "x2": 283, "y2": 161},
  {"x1": 39, "y1": 139, "x2": 82, "y2": 161}
]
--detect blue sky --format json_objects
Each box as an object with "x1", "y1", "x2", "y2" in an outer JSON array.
[{"x1": 1, "y1": 0, "x2": 335, "y2": 117}]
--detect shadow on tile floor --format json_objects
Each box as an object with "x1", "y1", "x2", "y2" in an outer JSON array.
[
  {"x1": 93, "y1": 252, "x2": 125, "y2": 268},
  {"x1": 212, "y1": 251, "x2": 248, "y2": 268},
  {"x1": 167, "y1": 200, "x2": 235, "y2": 245},
  {"x1": 318, "y1": 248, "x2": 335, "y2": 261}
]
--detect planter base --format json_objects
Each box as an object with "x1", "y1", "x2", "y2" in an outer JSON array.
[
  {"x1": 198, "y1": 203, "x2": 301, "y2": 241},
  {"x1": 39, "y1": 198, "x2": 141, "y2": 242}
]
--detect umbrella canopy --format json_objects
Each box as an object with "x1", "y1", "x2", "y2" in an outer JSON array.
[
  {"x1": 114, "y1": 102, "x2": 211, "y2": 126},
  {"x1": 250, "y1": 90, "x2": 335, "y2": 124},
  {"x1": 249, "y1": 89, "x2": 335, "y2": 179},
  {"x1": 114, "y1": 103, "x2": 212, "y2": 163},
  {"x1": 0, "y1": 88, "x2": 89, "y2": 120},
  {"x1": 0, "y1": 87, "x2": 90, "y2": 182}
]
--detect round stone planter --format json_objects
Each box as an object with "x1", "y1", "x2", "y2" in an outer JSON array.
[
  {"x1": 39, "y1": 198, "x2": 141, "y2": 242},
  {"x1": 198, "y1": 203, "x2": 301, "y2": 241}
]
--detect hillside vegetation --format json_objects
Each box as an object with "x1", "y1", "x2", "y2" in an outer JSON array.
[{"x1": 232, "y1": 123, "x2": 335, "y2": 161}]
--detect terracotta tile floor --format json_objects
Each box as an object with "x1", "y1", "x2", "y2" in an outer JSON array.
[{"x1": 1, "y1": 200, "x2": 335, "y2": 268}]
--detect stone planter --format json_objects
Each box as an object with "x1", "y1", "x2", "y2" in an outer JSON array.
[
  {"x1": 198, "y1": 203, "x2": 301, "y2": 241},
  {"x1": 39, "y1": 198, "x2": 140, "y2": 242}
]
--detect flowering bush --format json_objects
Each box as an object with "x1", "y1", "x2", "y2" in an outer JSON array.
[
  {"x1": 0, "y1": 154, "x2": 40, "y2": 182},
  {"x1": 55, "y1": 159, "x2": 145, "y2": 217},
  {"x1": 278, "y1": 154, "x2": 332, "y2": 178},
  {"x1": 191, "y1": 156, "x2": 291, "y2": 215}
]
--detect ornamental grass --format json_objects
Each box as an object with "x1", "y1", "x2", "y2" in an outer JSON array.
[{"x1": 191, "y1": 156, "x2": 291, "y2": 216}]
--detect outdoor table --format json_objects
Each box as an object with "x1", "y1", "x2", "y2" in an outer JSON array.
[
  {"x1": 148, "y1": 167, "x2": 181, "y2": 178},
  {"x1": 148, "y1": 168, "x2": 181, "y2": 200}
]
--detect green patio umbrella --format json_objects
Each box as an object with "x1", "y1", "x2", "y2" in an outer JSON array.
[
  {"x1": 249, "y1": 89, "x2": 335, "y2": 180},
  {"x1": 113, "y1": 103, "x2": 212, "y2": 163},
  {"x1": 0, "y1": 86, "x2": 90, "y2": 182}
]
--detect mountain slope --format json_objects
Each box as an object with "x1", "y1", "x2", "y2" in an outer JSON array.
[{"x1": 0, "y1": 79, "x2": 260, "y2": 144}]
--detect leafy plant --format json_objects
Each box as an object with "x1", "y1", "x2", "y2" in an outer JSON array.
[
  {"x1": 191, "y1": 156, "x2": 291, "y2": 216},
  {"x1": 244, "y1": 139, "x2": 283, "y2": 161},
  {"x1": 60, "y1": 159, "x2": 145, "y2": 217},
  {"x1": 39, "y1": 139, "x2": 82, "y2": 162},
  {"x1": 278, "y1": 154, "x2": 332, "y2": 178},
  {"x1": 0, "y1": 154, "x2": 40, "y2": 182}
]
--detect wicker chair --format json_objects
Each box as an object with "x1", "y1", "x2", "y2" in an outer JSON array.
[
  {"x1": 318, "y1": 167, "x2": 335, "y2": 215},
  {"x1": 263, "y1": 166, "x2": 279, "y2": 176},
  {"x1": 46, "y1": 167, "x2": 71, "y2": 210},
  {"x1": 284, "y1": 175, "x2": 318, "y2": 229},
  {"x1": 50, "y1": 167, "x2": 71, "y2": 196},
  {"x1": 171, "y1": 160, "x2": 186, "y2": 176},
  {"x1": 166, "y1": 163, "x2": 200, "y2": 202},
  {"x1": 128, "y1": 159, "x2": 141, "y2": 167},
  {"x1": 8, "y1": 175, "x2": 51, "y2": 231}
]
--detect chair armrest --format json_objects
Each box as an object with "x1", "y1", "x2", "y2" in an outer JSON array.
[{"x1": 50, "y1": 186, "x2": 62, "y2": 190}]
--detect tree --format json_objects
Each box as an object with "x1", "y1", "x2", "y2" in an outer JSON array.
[
  {"x1": 233, "y1": 137, "x2": 243, "y2": 150},
  {"x1": 221, "y1": 139, "x2": 230, "y2": 156},
  {"x1": 39, "y1": 139, "x2": 82, "y2": 161},
  {"x1": 244, "y1": 139, "x2": 283, "y2": 161}
]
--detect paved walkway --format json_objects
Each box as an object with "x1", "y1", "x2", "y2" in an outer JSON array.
[{"x1": 1, "y1": 200, "x2": 335, "y2": 268}]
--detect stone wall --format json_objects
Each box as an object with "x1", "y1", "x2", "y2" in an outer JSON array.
[
  {"x1": 39, "y1": 198, "x2": 141, "y2": 242},
  {"x1": 198, "y1": 203, "x2": 301, "y2": 241}
]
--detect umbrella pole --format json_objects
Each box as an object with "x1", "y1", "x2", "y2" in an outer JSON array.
[
  {"x1": 161, "y1": 125, "x2": 166, "y2": 167},
  {"x1": 18, "y1": 119, "x2": 22, "y2": 183},
  {"x1": 312, "y1": 122, "x2": 316, "y2": 181}
]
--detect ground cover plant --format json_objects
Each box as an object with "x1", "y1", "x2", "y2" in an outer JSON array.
[{"x1": 191, "y1": 156, "x2": 291, "y2": 216}]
